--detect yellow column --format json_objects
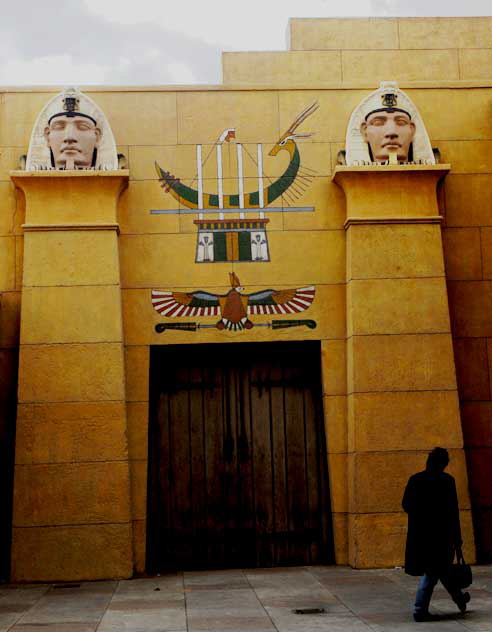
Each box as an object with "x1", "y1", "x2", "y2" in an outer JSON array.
[
  {"x1": 333, "y1": 165, "x2": 475, "y2": 568},
  {"x1": 10, "y1": 170, "x2": 133, "y2": 581}
]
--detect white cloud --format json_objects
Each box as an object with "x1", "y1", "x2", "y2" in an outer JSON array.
[
  {"x1": 165, "y1": 61, "x2": 197, "y2": 84},
  {"x1": 2, "y1": 0, "x2": 492, "y2": 86},
  {"x1": 83, "y1": 0, "x2": 374, "y2": 49},
  {"x1": 0, "y1": 1, "x2": 222, "y2": 85},
  {"x1": 0, "y1": 55, "x2": 108, "y2": 85},
  {"x1": 109, "y1": 55, "x2": 198, "y2": 84},
  {"x1": 83, "y1": 0, "x2": 492, "y2": 53},
  {"x1": 371, "y1": 0, "x2": 492, "y2": 14}
]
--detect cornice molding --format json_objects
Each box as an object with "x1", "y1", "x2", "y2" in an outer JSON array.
[{"x1": 344, "y1": 216, "x2": 443, "y2": 229}]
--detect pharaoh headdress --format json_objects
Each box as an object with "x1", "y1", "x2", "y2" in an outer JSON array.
[
  {"x1": 26, "y1": 87, "x2": 118, "y2": 171},
  {"x1": 345, "y1": 81, "x2": 435, "y2": 166}
]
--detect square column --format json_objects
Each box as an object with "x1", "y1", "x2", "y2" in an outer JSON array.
[
  {"x1": 334, "y1": 165, "x2": 475, "y2": 568},
  {"x1": 10, "y1": 171, "x2": 133, "y2": 581}
]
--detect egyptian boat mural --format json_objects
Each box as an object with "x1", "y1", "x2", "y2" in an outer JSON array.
[
  {"x1": 152, "y1": 273, "x2": 316, "y2": 333},
  {"x1": 152, "y1": 103, "x2": 319, "y2": 263}
]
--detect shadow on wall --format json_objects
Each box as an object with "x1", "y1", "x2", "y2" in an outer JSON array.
[{"x1": 0, "y1": 350, "x2": 18, "y2": 581}]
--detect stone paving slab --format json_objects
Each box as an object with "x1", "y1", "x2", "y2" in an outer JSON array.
[
  {"x1": 12, "y1": 626, "x2": 97, "y2": 632},
  {"x1": 0, "y1": 565, "x2": 490, "y2": 631},
  {"x1": 0, "y1": 585, "x2": 50, "y2": 632}
]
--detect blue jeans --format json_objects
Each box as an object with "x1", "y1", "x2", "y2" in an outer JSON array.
[{"x1": 414, "y1": 572, "x2": 463, "y2": 614}]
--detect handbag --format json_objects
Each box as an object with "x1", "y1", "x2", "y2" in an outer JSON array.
[{"x1": 450, "y1": 549, "x2": 473, "y2": 589}]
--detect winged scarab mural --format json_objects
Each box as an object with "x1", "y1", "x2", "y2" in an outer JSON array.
[{"x1": 152, "y1": 273, "x2": 316, "y2": 333}]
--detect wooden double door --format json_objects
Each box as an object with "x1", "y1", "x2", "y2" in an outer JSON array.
[{"x1": 146, "y1": 341, "x2": 333, "y2": 572}]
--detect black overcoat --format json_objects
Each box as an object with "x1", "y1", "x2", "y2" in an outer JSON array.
[{"x1": 402, "y1": 469, "x2": 462, "y2": 576}]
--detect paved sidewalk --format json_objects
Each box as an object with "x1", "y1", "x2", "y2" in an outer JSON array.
[{"x1": 0, "y1": 566, "x2": 491, "y2": 631}]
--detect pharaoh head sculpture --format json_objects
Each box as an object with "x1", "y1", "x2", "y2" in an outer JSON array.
[
  {"x1": 26, "y1": 88, "x2": 118, "y2": 171},
  {"x1": 345, "y1": 82, "x2": 435, "y2": 166}
]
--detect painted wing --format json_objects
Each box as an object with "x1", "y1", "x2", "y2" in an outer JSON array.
[
  {"x1": 152, "y1": 290, "x2": 221, "y2": 317},
  {"x1": 247, "y1": 286, "x2": 315, "y2": 315}
]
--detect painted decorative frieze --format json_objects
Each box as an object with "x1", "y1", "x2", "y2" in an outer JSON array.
[
  {"x1": 344, "y1": 81, "x2": 436, "y2": 166},
  {"x1": 150, "y1": 104, "x2": 319, "y2": 334},
  {"x1": 26, "y1": 87, "x2": 118, "y2": 171}
]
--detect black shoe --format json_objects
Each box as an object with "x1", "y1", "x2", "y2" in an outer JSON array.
[
  {"x1": 456, "y1": 592, "x2": 470, "y2": 613},
  {"x1": 413, "y1": 612, "x2": 439, "y2": 622}
]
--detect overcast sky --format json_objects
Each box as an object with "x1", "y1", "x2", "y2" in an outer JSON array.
[{"x1": 1, "y1": 0, "x2": 491, "y2": 86}]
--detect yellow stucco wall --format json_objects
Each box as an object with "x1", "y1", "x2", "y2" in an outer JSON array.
[
  {"x1": 10, "y1": 172, "x2": 133, "y2": 581},
  {"x1": 1, "y1": 16, "x2": 491, "y2": 578}
]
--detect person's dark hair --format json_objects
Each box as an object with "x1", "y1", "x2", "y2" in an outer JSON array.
[{"x1": 426, "y1": 447, "x2": 449, "y2": 471}]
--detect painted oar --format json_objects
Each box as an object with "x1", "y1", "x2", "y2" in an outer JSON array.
[{"x1": 155, "y1": 320, "x2": 316, "y2": 333}]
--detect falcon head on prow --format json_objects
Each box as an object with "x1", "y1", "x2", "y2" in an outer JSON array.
[{"x1": 268, "y1": 102, "x2": 318, "y2": 157}]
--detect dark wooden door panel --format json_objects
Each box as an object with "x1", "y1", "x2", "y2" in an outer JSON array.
[{"x1": 146, "y1": 341, "x2": 334, "y2": 572}]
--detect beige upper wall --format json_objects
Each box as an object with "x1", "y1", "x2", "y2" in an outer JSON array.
[
  {"x1": 224, "y1": 17, "x2": 492, "y2": 86},
  {"x1": 289, "y1": 17, "x2": 492, "y2": 50},
  {"x1": 289, "y1": 18, "x2": 401, "y2": 51}
]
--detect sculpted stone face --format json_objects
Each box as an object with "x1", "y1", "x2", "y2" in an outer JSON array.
[
  {"x1": 360, "y1": 110, "x2": 416, "y2": 162},
  {"x1": 44, "y1": 115, "x2": 101, "y2": 168}
]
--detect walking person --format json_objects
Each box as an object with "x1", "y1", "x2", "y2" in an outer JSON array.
[{"x1": 402, "y1": 447, "x2": 470, "y2": 622}]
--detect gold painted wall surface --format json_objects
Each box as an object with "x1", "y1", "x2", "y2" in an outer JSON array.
[
  {"x1": 0, "y1": 16, "x2": 491, "y2": 577},
  {"x1": 10, "y1": 172, "x2": 133, "y2": 581}
]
